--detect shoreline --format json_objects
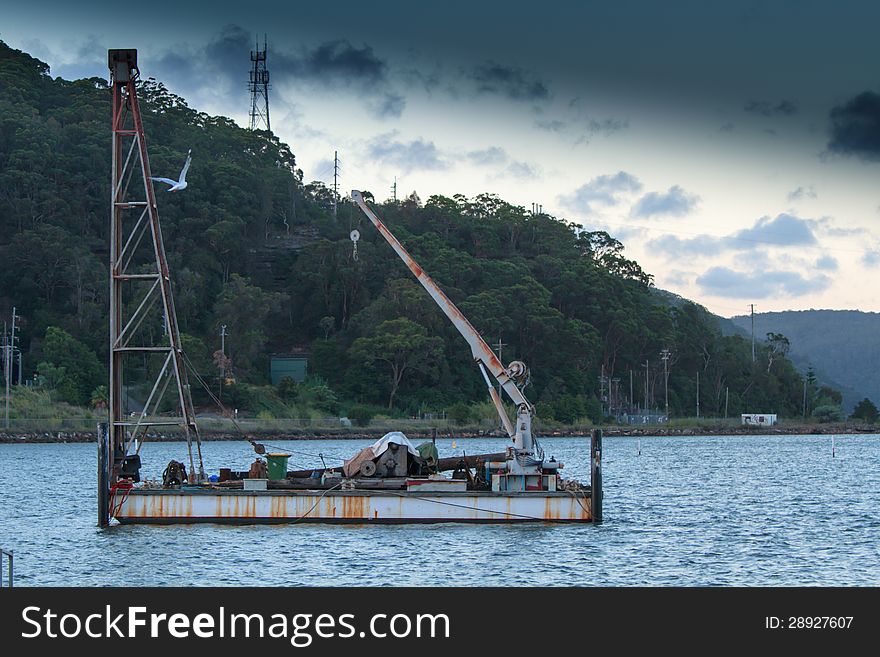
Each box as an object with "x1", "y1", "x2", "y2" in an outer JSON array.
[{"x1": 2, "y1": 423, "x2": 876, "y2": 444}]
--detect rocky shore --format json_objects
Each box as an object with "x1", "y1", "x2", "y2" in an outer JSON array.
[{"x1": 2, "y1": 423, "x2": 876, "y2": 444}]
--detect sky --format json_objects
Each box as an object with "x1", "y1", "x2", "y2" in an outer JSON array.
[{"x1": 2, "y1": 0, "x2": 880, "y2": 318}]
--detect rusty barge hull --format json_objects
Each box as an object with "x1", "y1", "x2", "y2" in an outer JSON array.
[{"x1": 115, "y1": 489, "x2": 592, "y2": 524}]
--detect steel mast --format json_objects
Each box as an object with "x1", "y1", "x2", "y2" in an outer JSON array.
[{"x1": 108, "y1": 49, "x2": 204, "y2": 486}]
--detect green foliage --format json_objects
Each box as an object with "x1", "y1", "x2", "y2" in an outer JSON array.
[
  {"x1": 347, "y1": 404, "x2": 375, "y2": 427},
  {"x1": 812, "y1": 404, "x2": 844, "y2": 423},
  {"x1": 850, "y1": 398, "x2": 878, "y2": 423},
  {"x1": 350, "y1": 318, "x2": 444, "y2": 409},
  {"x1": 276, "y1": 376, "x2": 298, "y2": 403},
  {"x1": 9, "y1": 386, "x2": 96, "y2": 421},
  {"x1": 448, "y1": 401, "x2": 475, "y2": 426},
  {"x1": 296, "y1": 378, "x2": 340, "y2": 414},
  {"x1": 37, "y1": 326, "x2": 104, "y2": 406},
  {"x1": 553, "y1": 395, "x2": 585, "y2": 424},
  {"x1": 535, "y1": 401, "x2": 556, "y2": 421},
  {"x1": 90, "y1": 385, "x2": 108, "y2": 409}
]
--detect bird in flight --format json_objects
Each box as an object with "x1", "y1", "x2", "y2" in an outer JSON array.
[{"x1": 151, "y1": 149, "x2": 191, "y2": 192}]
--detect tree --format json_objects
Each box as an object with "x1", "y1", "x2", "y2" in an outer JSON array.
[
  {"x1": 212, "y1": 274, "x2": 284, "y2": 381},
  {"x1": 318, "y1": 316, "x2": 335, "y2": 339},
  {"x1": 38, "y1": 326, "x2": 104, "y2": 406},
  {"x1": 766, "y1": 332, "x2": 791, "y2": 372},
  {"x1": 850, "y1": 398, "x2": 878, "y2": 423},
  {"x1": 350, "y1": 318, "x2": 443, "y2": 409},
  {"x1": 276, "y1": 376, "x2": 298, "y2": 403},
  {"x1": 812, "y1": 404, "x2": 844, "y2": 423},
  {"x1": 448, "y1": 401, "x2": 474, "y2": 426}
]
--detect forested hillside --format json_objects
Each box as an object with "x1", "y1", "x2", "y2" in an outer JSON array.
[
  {"x1": 0, "y1": 41, "x2": 825, "y2": 422},
  {"x1": 730, "y1": 310, "x2": 880, "y2": 413}
]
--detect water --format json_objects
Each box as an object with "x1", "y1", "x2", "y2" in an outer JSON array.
[{"x1": 1, "y1": 434, "x2": 878, "y2": 586}]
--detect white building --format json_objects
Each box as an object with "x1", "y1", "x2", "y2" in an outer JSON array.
[{"x1": 741, "y1": 413, "x2": 777, "y2": 426}]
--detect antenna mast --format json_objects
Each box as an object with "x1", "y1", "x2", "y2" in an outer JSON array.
[
  {"x1": 248, "y1": 35, "x2": 271, "y2": 131},
  {"x1": 107, "y1": 49, "x2": 205, "y2": 493}
]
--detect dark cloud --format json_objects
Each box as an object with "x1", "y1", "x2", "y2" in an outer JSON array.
[
  {"x1": 585, "y1": 117, "x2": 629, "y2": 135},
  {"x1": 468, "y1": 62, "x2": 549, "y2": 101},
  {"x1": 630, "y1": 185, "x2": 699, "y2": 218},
  {"x1": 828, "y1": 90, "x2": 880, "y2": 161},
  {"x1": 744, "y1": 99, "x2": 798, "y2": 117},
  {"x1": 647, "y1": 213, "x2": 817, "y2": 258},
  {"x1": 504, "y1": 161, "x2": 539, "y2": 179},
  {"x1": 365, "y1": 92, "x2": 406, "y2": 119},
  {"x1": 815, "y1": 255, "x2": 838, "y2": 271},
  {"x1": 366, "y1": 133, "x2": 448, "y2": 172},
  {"x1": 466, "y1": 147, "x2": 508, "y2": 166},
  {"x1": 203, "y1": 24, "x2": 251, "y2": 74},
  {"x1": 535, "y1": 119, "x2": 566, "y2": 132},
  {"x1": 284, "y1": 39, "x2": 386, "y2": 84},
  {"x1": 734, "y1": 213, "x2": 816, "y2": 246},
  {"x1": 664, "y1": 270, "x2": 693, "y2": 286},
  {"x1": 719, "y1": 123, "x2": 735, "y2": 133},
  {"x1": 648, "y1": 234, "x2": 725, "y2": 258},
  {"x1": 696, "y1": 266, "x2": 831, "y2": 299},
  {"x1": 558, "y1": 171, "x2": 642, "y2": 214},
  {"x1": 150, "y1": 28, "x2": 405, "y2": 119},
  {"x1": 787, "y1": 185, "x2": 817, "y2": 201}
]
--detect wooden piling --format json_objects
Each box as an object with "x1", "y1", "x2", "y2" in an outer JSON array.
[
  {"x1": 591, "y1": 428, "x2": 603, "y2": 522},
  {"x1": 98, "y1": 422, "x2": 110, "y2": 527}
]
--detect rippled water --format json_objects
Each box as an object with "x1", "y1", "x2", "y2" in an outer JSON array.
[{"x1": 1, "y1": 434, "x2": 878, "y2": 586}]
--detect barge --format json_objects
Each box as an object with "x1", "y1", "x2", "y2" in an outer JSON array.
[{"x1": 99, "y1": 48, "x2": 601, "y2": 526}]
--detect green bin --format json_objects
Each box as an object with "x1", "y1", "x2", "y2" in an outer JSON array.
[{"x1": 266, "y1": 453, "x2": 290, "y2": 480}]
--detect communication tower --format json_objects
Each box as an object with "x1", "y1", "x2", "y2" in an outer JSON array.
[{"x1": 249, "y1": 35, "x2": 271, "y2": 131}]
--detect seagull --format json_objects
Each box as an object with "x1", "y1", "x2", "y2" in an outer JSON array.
[{"x1": 151, "y1": 149, "x2": 191, "y2": 192}]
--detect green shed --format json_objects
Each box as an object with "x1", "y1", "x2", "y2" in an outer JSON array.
[{"x1": 270, "y1": 355, "x2": 309, "y2": 385}]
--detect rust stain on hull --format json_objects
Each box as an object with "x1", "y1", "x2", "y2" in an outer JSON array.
[{"x1": 117, "y1": 490, "x2": 594, "y2": 523}]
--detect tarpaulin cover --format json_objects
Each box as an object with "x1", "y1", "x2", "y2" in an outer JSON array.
[{"x1": 342, "y1": 431, "x2": 418, "y2": 477}]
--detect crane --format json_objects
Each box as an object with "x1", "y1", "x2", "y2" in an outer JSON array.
[{"x1": 351, "y1": 190, "x2": 546, "y2": 480}]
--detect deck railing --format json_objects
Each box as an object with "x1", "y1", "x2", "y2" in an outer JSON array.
[{"x1": 0, "y1": 549, "x2": 12, "y2": 587}]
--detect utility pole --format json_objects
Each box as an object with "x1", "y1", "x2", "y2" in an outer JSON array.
[
  {"x1": 660, "y1": 348, "x2": 671, "y2": 418},
  {"x1": 696, "y1": 370, "x2": 701, "y2": 418},
  {"x1": 802, "y1": 378, "x2": 807, "y2": 418},
  {"x1": 750, "y1": 303, "x2": 756, "y2": 363},
  {"x1": 629, "y1": 369, "x2": 633, "y2": 414},
  {"x1": 332, "y1": 150, "x2": 339, "y2": 220},
  {"x1": 598, "y1": 364, "x2": 607, "y2": 416},
  {"x1": 2, "y1": 325, "x2": 7, "y2": 431},
  {"x1": 219, "y1": 324, "x2": 228, "y2": 401},
  {"x1": 4, "y1": 307, "x2": 18, "y2": 430}
]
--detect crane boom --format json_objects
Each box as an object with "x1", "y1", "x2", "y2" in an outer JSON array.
[{"x1": 351, "y1": 190, "x2": 535, "y2": 451}]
